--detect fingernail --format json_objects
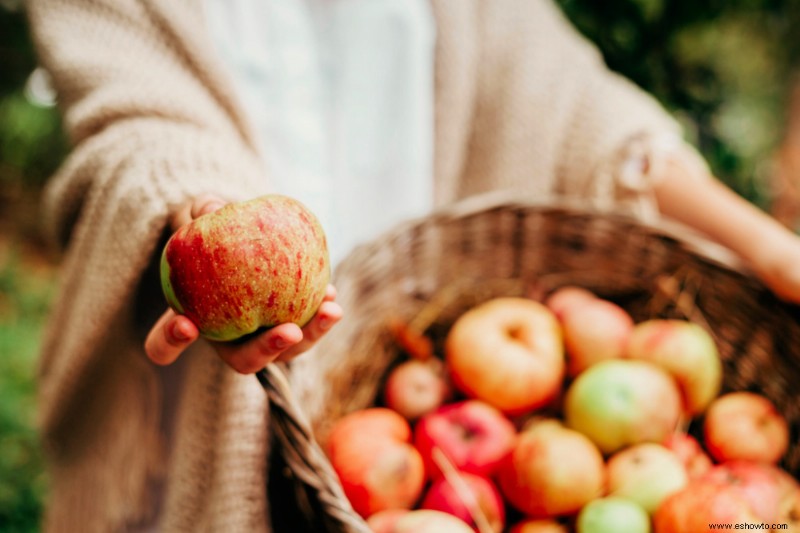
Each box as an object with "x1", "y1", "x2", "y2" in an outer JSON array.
[
  {"x1": 201, "y1": 201, "x2": 225, "y2": 215},
  {"x1": 271, "y1": 337, "x2": 288, "y2": 351},
  {"x1": 171, "y1": 322, "x2": 191, "y2": 342},
  {"x1": 319, "y1": 318, "x2": 331, "y2": 331}
]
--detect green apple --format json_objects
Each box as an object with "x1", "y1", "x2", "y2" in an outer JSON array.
[
  {"x1": 564, "y1": 359, "x2": 682, "y2": 454},
  {"x1": 577, "y1": 497, "x2": 651, "y2": 533},
  {"x1": 160, "y1": 194, "x2": 330, "y2": 341},
  {"x1": 606, "y1": 443, "x2": 688, "y2": 514},
  {"x1": 625, "y1": 319, "x2": 721, "y2": 415}
]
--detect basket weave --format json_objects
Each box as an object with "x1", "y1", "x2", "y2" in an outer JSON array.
[{"x1": 261, "y1": 193, "x2": 800, "y2": 532}]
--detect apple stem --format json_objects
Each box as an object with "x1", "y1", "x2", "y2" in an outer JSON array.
[{"x1": 431, "y1": 447, "x2": 494, "y2": 533}]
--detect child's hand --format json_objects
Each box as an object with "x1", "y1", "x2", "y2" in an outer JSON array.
[{"x1": 144, "y1": 194, "x2": 343, "y2": 373}]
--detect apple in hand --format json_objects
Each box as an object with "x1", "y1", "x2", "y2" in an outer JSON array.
[
  {"x1": 576, "y1": 497, "x2": 651, "y2": 533},
  {"x1": 383, "y1": 359, "x2": 452, "y2": 421},
  {"x1": 606, "y1": 442, "x2": 688, "y2": 514},
  {"x1": 420, "y1": 472, "x2": 505, "y2": 533},
  {"x1": 703, "y1": 391, "x2": 789, "y2": 464},
  {"x1": 160, "y1": 194, "x2": 330, "y2": 341},
  {"x1": 625, "y1": 319, "x2": 721, "y2": 415},
  {"x1": 662, "y1": 433, "x2": 712, "y2": 479},
  {"x1": 496, "y1": 418, "x2": 605, "y2": 518},
  {"x1": 559, "y1": 297, "x2": 634, "y2": 376},
  {"x1": 324, "y1": 408, "x2": 425, "y2": 518},
  {"x1": 564, "y1": 359, "x2": 683, "y2": 454},
  {"x1": 414, "y1": 399, "x2": 516, "y2": 479},
  {"x1": 445, "y1": 297, "x2": 565, "y2": 414}
]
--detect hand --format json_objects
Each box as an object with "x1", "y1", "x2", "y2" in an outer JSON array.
[{"x1": 144, "y1": 194, "x2": 343, "y2": 373}]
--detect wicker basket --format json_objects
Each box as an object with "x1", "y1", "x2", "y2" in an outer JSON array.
[{"x1": 260, "y1": 193, "x2": 800, "y2": 532}]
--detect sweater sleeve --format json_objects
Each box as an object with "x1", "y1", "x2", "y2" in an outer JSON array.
[{"x1": 26, "y1": 0, "x2": 271, "y2": 443}]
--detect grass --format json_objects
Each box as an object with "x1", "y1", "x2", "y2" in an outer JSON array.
[{"x1": 0, "y1": 240, "x2": 57, "y2": 533}]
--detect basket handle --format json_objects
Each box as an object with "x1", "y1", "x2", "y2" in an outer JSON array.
[{"x1": 256, "y1": 365, "x2": 372, "y2": 533}]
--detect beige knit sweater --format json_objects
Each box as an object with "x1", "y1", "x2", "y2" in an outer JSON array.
[{"x1": 27, "y1": 0, "x2": 688, "y2": 531}]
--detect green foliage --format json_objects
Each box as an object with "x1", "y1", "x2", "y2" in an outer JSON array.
[
  {"x1": 558, "y1": 0, "x2": 800, "y2": 208},
  {"x1": 0, "y1": 249, "x2": 54, "y2": 533}
]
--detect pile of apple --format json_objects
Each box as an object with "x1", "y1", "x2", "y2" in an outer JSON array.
[{"x1": 322, "y1": 288, "x2": 799, "y2": 533}]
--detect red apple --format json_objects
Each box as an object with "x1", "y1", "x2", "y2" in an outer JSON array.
[
  {"x1": 160, "y1": 194, "x2": 330, "y2": 341},
  {"x1": 387, "y1": 510, "x2": 475, "y2": 533},
  {"x1": 559, "y1": 297, "x2": 634, "y2": 377},
  {"x1": 413, "y1": 400, "x2": 516, "y2": 479},
  {"x1": 420, "y1": 472, "x2": 505, "y2": 532},
  {"x1": 496, "y1": 418, "x2": 605, "y2": 518},
  {"x1": 445, "y1": 297, "x2": 565, "y2": 414},
  {"x1": 654, "y1": 477, "x2": 762, "y2": 532},
  {"x1": 625, "y1": 319, "x2": 721, "y2": 415},
  {"x1": 606, "y1": 442, "x2": 688, "y2": 514},
  {"x1": 325, "y1": 408, "x2": 425, "y2": 518},
  {"x1": 509, "y1": 518, "x2": 570, "y2": 533},
  {"x1": 662, "y1": 433, "x2": 712, "y2": 479},
  {"x1": 703, "y1": 391, "x2": 789, "y2": 464},
  {"x1": 383, "y1": 359, "x2": 452, "y2": 420},
  {"x1": 564, "y1": 359, "x2": 683, "y2": 454},
  {"x1": 701, "y1": 461, "x2": 786, "y2": 522},
  {"x1": 544, "y1": 286, "x2": 597, "y2": 320}
]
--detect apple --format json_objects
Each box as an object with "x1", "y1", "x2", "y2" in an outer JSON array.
[
  {"x1": 383, "y1": 359, "x2": 452, "y2": 420},
  {"x1": 413, "y1": 399, "x2": 516, "y2": 479},
  {"x1": 625, "y1": 319, "x2": 721, "y2": 415},
  {"x1": 420, "y1": 472, "x2": 505, "y2": 532},
  {"x1": 606, "y1": 443, "x2": 688, "y2": 514},
  {"x1": 385, "y1": 510, "x2": 474, "y2": 533},
  {"x1": 559, "y1": 297, "x2": 634, "y2": 376},
  {"x1": 324, "y1": 408, "x2": 425, "y2": 518},
  {"x1": 509, "y1": 518, "x2": 570, "y2": 533},
  {"x1": 564, "y1": 359, "x2": 683, "y2": 454},
  {"x1": 544, "y1": 286, "x2": 597, "y2": 320},
  {"x1": 496, "y1": 418, "x2": 605, "y2": 518},
  {"x1": 367, "y1": 509, "x2": 410, "y2": 533},
  {"x1": 661, "y1": 433, "x2": 712, "y2": 479},
  {"x1": 703, "y1": 391, "x2": 789, "y2": 464},
  {"x1": 160, "y1": 194, "x2": 330, "y2": 341},
  {"x1": 701, "y1": 461, "x2": 786, "y2": 522},
  {"x1": 576, "y1": 497, "x2": 651, "y2": 533},
  {"x1": 654, "y1": 477, "x2": 762, "y2": 532},
  {"x1": 445, "y1": 297, "x2": 565, "y2": 414}
]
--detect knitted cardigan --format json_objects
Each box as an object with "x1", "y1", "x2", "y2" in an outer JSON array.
[{"x1": 27, "y1": 0, "x2": 687, "y2": 531}]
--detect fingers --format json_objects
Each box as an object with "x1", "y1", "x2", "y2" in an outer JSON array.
[
  {"x1": 144, "y1": 310, "x2": 200, "y2": 365},
  {"x1": 276, "y1": 299, "x2": 343, "y2": 362},
  {"x1": 170, "y1": 194, "x2": 227, "y2": 230},
  {"x1": 214, "y1": 323, "x2": 305, "y2": 374}
]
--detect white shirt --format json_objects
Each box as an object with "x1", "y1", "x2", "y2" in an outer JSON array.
[{"x1": 204, "y1": 0, "x2": 437, "y2": 266}]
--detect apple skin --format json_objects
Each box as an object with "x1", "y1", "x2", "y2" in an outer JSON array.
[
  {"x1": 496, "y1": 418, "x2": 605, "y2": 518},
  {"x1": 701, "y1": 461, "x2": 786, "y2": 523},
  {"x1": 624, "y1": 319, "x2": 721, "y2": 415},
  {"x1": 606, "y1": 443, "x2": 688, "y2": 514},
  {"x1": 160, "y1": 194, "x2": 330, "y2": 341},
  {"x1": 413, "y1": 399, "x2": 517, "y2": 479},
  {"x1": 544, "y1": 286, "x2": 597, "y2": 321},
  {"x1": 703, "y1": 391, "x2": 789, "y2": 465},
  {"x1": 654, "y1": 476, "x2": 762, "y2": 533},
  {"x1": 324, "y1": 408, "x2": 425, "y2": 518},
  {"x1": 445, "y1": 297, "x2": 565, "y2": 415},
  {"x1": 564, "y1": 359, "x2": 683, "y2": 455},
  {"x1": 420, "y1": 472, "x2": 505, "y2": 532},
  {"x1": 387, "y1": 510, "x2": 475, "y2": 533},
  {"x1": 559, "y1": 297, "x2": 634, "y2": 377},
  {"x1": 576, "y1": 497, "x2": 651, "y2": 533},
  {"x1": 508, "y1": 518, "x2": 570, "y2": 533},
  {"x1": 366, "y1": 509, "x2": 410, "y2": 533},
  {"x1": 661, "y1": 433, "x2": 712, "y2": 479},
  {"x1": 383, "y1": 359, "x2": 452, "y2": 421}
]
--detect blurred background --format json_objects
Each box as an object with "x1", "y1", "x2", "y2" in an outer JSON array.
[{"x1": 3, "y1": 0, "x2": 800, "y2": 530}]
